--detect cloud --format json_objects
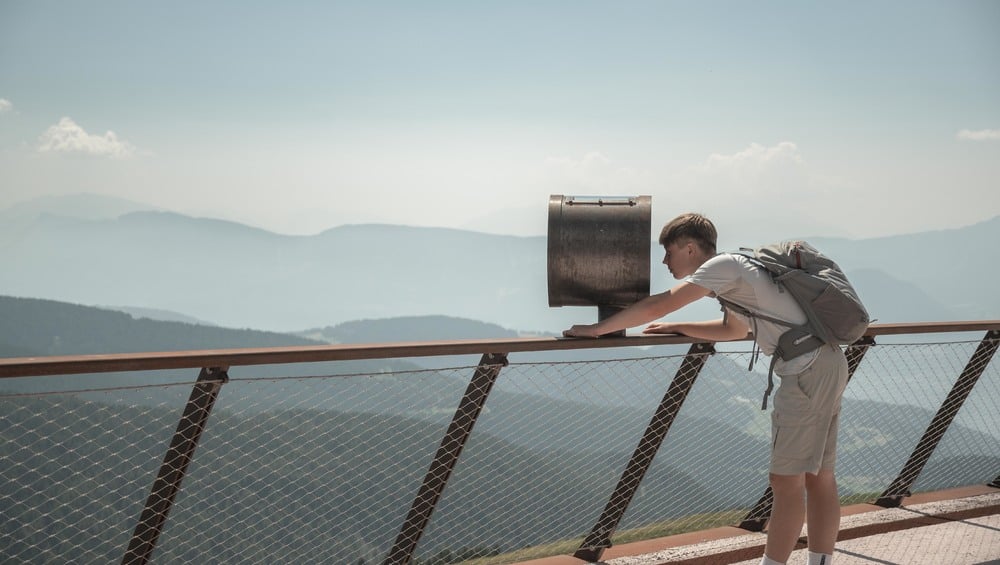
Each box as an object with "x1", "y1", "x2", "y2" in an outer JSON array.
[
  {"x1": 956, "y1": 129, "x2": 1000, "y2": 141},
  {"x1": 0, "y1": 98, "x2": 11, "y2": 113},
  {"x1": 543, "y1": 151, "x2": 649, "y2": 192},
  {"x1": 37, "y1": 117, "x2": 136, "y2": 158},
  {"x1": 688, "y1": 141, "x2": 809, "y2": 196},
  {"x1": 663, "y1": 141, "x2": 862, "y2": 239}
]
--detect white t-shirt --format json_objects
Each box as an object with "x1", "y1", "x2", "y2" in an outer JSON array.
[{"x1": 685, "y1": 253, "x2": 819, "y2": 375}]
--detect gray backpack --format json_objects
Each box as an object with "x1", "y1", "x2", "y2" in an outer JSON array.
[{"x1": 718, "y1": 241, "x2": 870, "y2": 408}]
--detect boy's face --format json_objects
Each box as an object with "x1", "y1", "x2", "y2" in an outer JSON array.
[{"x1": 662, "y1": 240, "x2": 702, "y2": 279}]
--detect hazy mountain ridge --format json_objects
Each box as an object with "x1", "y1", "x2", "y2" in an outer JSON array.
[
  {"x1": 1, "y1": 193, "x2": 995, "y2": 334},
  {"x1": 299, "y1": 315, "x2": 532, "y2": 344},
  {"x1": 806, "y1": 220, "x2": 999, "y2": 322},
  {"x1": 0, "y1": 200, "x2": 554, "y2": 332},
  {"x1": 0, "y1": 296, "x2": 487, "y2": 395},
  {"x1": 108, "y1": 305, "x2": 217, "y2": 326},
  {"x1": 0, "y1": 295, "x2": 323, "y2": 358}
]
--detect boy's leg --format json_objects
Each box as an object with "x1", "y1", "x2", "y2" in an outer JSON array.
[
  {"x1": 802, "y1": 357, "x2": 846, "y2": 557},
  {"x1": 765, "y1": 470, "x2": 840, "y2": 562},
  {"x1": 764, "y1": 472, "x2": 805, "y2": 563},
  {"x1": 805, "y1": 469, "x2": 840, "y2": 554},
  {"x1": 766, "y1": 348, "x2": 848, "y2": 563}
]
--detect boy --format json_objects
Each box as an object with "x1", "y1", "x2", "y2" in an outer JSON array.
[{"x1": 563, "y1": 213, "x2": 847, "y2": 565}]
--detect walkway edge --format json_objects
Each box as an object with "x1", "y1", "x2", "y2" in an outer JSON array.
[{"x1": 516, "y1": 485, "x2": 1000, "y2": 565}]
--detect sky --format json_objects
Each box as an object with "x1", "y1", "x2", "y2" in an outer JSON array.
[{"x1": 1, "y1": 1, "x2": 998, "y2": 242}]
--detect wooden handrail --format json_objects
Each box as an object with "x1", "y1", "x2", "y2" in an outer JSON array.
[{"x1": 2, "y1": 321, "x2": 998, "y2": 379}]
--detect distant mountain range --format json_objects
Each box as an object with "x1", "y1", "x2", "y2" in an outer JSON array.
[{"x1": 1, "y1": 193, "x2": 995, "y2": 334}]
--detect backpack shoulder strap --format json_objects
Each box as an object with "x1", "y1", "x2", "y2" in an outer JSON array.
[
  {"x1": 725, "y1": 249, "x2": 778, "y2": 279},
  {"x1": 715, "y1": 296, "x2": 785, "y2": 327}
]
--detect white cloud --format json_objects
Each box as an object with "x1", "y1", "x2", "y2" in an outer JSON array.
[
  {"x1": 543, "y1": 151, "x2": 650, "y2": 193},
  {"x1": 688, "y1": 141, "x2": 810, "y2": 197},
  {"x1": 697, "y1": 141, "x2": 805, "y2": 176},
  {"x1": 0, "y1": 98, "x2": 12, "y2": 113},
  {"x1": 37, "y1": 117, "x2": 136, "y2": 158},
  {"x1": 662, "y1": 141, "x2": 858, "y2": 241},
  {"x1": 956, "y1": 129, "x2": 1000, "y2": 141}
]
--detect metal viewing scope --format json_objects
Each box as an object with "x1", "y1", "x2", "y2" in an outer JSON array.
[{"x1": 547, "y1": 194, "x2": 652, "y2": 333}]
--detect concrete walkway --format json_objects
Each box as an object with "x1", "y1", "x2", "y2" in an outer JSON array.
[
  {"x1": 727, "y1": 493, "x2": 1000, "y2": 564},
  {"x1": 520, "y1": 486, "x2": 1000, "y2": 565}
]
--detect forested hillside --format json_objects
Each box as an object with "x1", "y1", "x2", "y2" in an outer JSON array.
[{"x1": 0, "y1": 295, "x2": 321, "y2": 357}]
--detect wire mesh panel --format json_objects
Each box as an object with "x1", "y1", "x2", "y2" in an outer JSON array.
[
  {"x1": 418, "y1": 355, "x2": 687, "y2": 562},
  {"x1": 617, "y1": 349, "x2": 773, "y2": 540},
  {"x1": 911, "y1": 338, "x2": 1000, "y2": 493},
  {"x1": 836, "y1": 342, "x2": 961, "y2": 498},
  {"x1": 153, "y1": 364, "x2": 473, "y2": 564},
  {"x1": 0, "y1": 378, "x2": 196, "y2": 563},
  {"x1": 840, "y1": 340, "x2": 1000, "y2": 501}
]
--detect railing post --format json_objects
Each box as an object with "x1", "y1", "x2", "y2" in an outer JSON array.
[
  {"x1": 574, "y1": 342, "x2": 715, "y2": 562},
  {"x1": 876, "y1": 329, "x2": 1000, "y2": 507},
  {"x1": 384, "y1": 353, "x2": 508, "y2": 565},
  {"x1": 738, "y1": 336, "x2": 876, "y2": 531},
  {"x1": 122, "y1": 366, "x2": 229, "y2": 565}
]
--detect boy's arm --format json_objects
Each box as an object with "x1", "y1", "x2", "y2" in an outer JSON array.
[
  {"x1": 643, "y1": 311, "x2": 751, "y2": 342},
  {"x1": 563, "y1": 281, "x2": 711, "y2": 338}
]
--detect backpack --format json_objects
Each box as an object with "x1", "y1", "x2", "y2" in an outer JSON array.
[{"x1": 717, "y1": 240, "x2": 870, "y2": 409}]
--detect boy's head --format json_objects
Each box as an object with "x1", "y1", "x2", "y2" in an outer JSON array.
[{"x1": 658, "y1": 213, "x2": 718, "y2": 255}]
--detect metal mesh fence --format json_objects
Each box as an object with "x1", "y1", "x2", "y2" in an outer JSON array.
[
  {"x1": 1, "y1": 337, "x2": 998, "y2": 564},
  {"x1": 0, "y1": 380, "x2": 193, "y2": 563},
  {"x1": 843, "y1": 340, "x2": 1000, "y2": 498}
]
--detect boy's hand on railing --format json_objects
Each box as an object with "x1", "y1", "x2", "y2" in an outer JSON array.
[{"x1": 562, "y1": 324, "x2": 603, "y2": 338}]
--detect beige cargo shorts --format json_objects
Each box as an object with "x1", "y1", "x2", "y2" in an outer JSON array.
[{"x1": 770, "y1": 345, "x2": 849, "y2": 476}]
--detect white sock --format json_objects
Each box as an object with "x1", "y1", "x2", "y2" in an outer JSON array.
[
  {"x1": 760, "y1": 556, "x2": 784, "y2": 565},
  {"x1": 808, "y1": 551, "x2": 833, "y2": 565}
]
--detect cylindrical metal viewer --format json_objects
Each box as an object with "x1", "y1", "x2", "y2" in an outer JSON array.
[{"x1": 548, "y1": 194, "x2": 652, "y2": 326}]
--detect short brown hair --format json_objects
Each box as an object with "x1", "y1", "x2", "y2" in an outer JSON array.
[{"x1": 658, "y1": 213, "x2": 717, "y2": 255}]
